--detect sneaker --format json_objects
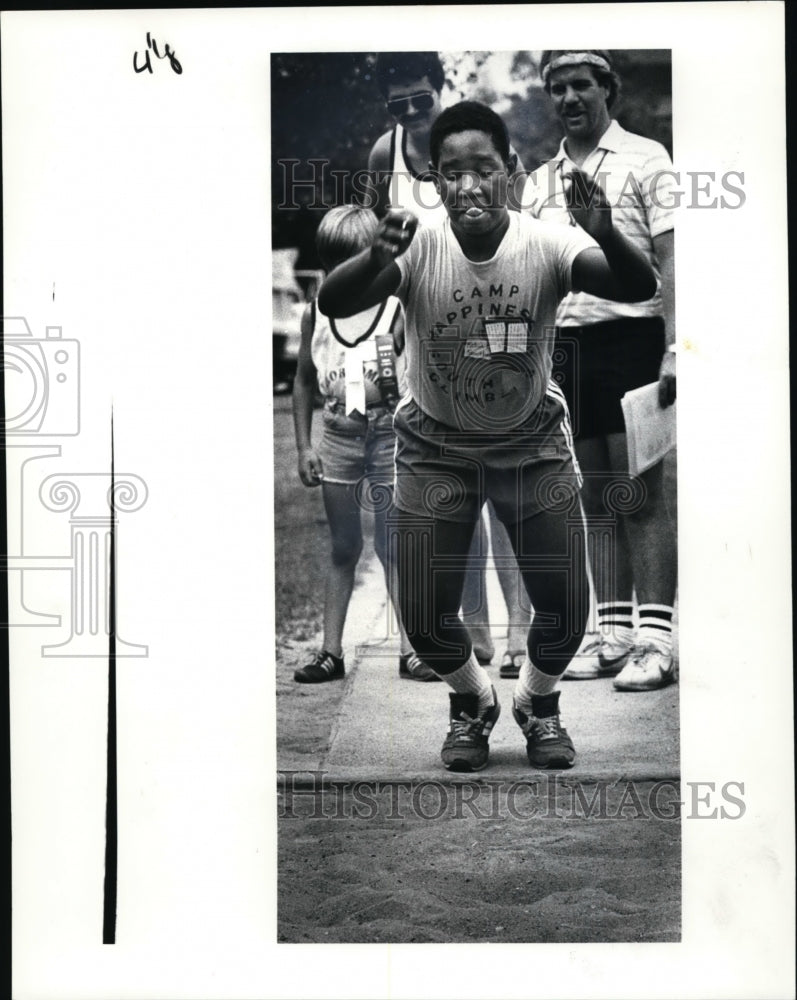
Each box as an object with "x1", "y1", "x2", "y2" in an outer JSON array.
[
  {"x1": 499, "y1": 650, "x2": 525, "y2": 679},
  {"x1": 441, "y1": 686, "x2": 501, "y2": 772},
  {"x1": 613, "y1": 644, "x2": 676, "y2": 691},
  {"x1": 399, "y1": 652, "x2": 441, "y2": 682},
  {"x1": 512, "y1": 691, "x2": 575, "y2": 769},
  {"x1": 562, "y1": 633, "x2": 632, "y2": 680},
  {"x1": 293, "y1": 650, "x2": 345, "y2": 684}
]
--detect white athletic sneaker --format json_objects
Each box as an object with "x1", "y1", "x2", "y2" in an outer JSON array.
[
  {"x1": 562, "y1": 634, "x2": 633, "y2": 680},
  {"x1": 613, "y1": 643, "x2": 676, "y2": 691}
]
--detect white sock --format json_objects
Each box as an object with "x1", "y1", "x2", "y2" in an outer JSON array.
[
  {"x1": 513, "y1": 657, "x2": 561, "y2": 713},
  {"x1": 597, "y1": 602, "x2": 635, "y2": 648},
  {"x1": 443, "y1": 652, "x2": 493, "y2": 713},
  {"x1": 637, "y1": 604, "x2": 674, "y2": 654}
]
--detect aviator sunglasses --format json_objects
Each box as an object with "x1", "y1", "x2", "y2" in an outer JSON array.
[{"x1": 386, "y1": 91, "x2": 435, "y2": 117}]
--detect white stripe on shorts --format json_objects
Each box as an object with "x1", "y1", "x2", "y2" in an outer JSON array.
[
  {"x1": 391, "y1": 392, "x2": 414, "y2": 493},
  {"x1": 546, "y1": 380, "x2": 582, "y2": 488}
]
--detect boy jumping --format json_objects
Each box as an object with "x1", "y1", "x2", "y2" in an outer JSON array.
[{"x1": 319, "y1": 102, "x2": 656, "y2": 771}]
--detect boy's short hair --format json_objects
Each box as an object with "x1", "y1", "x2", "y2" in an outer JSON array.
[
  {"x1": 315, "y1": 205, "x2": 379, "y2": 272},
  {"x1": 430, "y1": 101, "x2": 510, "y2": 167},
  {"x1": 375, "y1": 51, "x2": 445, "y2": 98},
  {"x1": 539, "y1": 50, "x2": 621, "y2": 109}
]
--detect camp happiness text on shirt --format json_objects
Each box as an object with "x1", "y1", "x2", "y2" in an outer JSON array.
[{"x1": 420, "y1": 278, "x2": 551, "y2": 427}]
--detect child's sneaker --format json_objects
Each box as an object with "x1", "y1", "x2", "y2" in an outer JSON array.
[
  {"x1": 613, "y1": 644, "x2": 676, "y2": 691},
  {"x1": 399, "y1": 652, "x2": 440, "y2": 682},
  {"x1": 441, "y1": 686, "x2": 501, "y2": 772},
  {"x1": 293, "y1": 650, "x2": 345, "y2": 684},
  {"x1": 562, "y1": 633, "x2": 632, "y2": 680},
  {"x1": 512, "y1": 691, "x2": 575, "y2": 769}
]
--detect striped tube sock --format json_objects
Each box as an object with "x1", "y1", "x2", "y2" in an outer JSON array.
[
  {"x1": 597, "y1": 602, "x2": 635, "y2": 648},
  {"x1": 442, "y1": 652, "x2": 494, "y2": 713},
  {"x1": 637, "y1": 604, "x2": 674, "y2": 653},
  {"x1": 513, "y1": 658, "x2": 561, "y2": 715}
]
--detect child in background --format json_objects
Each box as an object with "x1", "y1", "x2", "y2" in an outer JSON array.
[{"x1": 292, "y1": 205, "x2": 437, "y2": 683}]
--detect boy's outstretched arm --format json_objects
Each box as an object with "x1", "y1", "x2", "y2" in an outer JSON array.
[
  {"x1": 318, "y1": 210, "x2": 417, "y2": 324},
  {"x1": 566, "y1": 168, "x2": 657, "y2": 304}
]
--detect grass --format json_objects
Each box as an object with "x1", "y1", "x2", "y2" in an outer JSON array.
[{"x1": 273, "y1": 395, "x2": 329, "y2": 640}]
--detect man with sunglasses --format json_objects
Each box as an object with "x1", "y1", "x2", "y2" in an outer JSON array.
[
  {"x1": 365, "y1": 51, "x2": 446, "y2": 224},
  {"x1": 366, "y1": 52, "x2": 526, "y2": 222},
  {"x1": 365, "y1": 51, "x2": 531, "y2": 677}
]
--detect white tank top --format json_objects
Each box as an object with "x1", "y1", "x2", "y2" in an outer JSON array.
[
  {"x1": 311, "y1": 296, "x2": 402, "y2": 414},
  {"x1": 388, "y1": 125, "x2": 447, "y2": 226}
]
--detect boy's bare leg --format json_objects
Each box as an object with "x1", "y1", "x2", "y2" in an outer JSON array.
[
  {"x1": 459, "y1": 510, "x2": 495, "y2": 664},
  {"x1": 487, "y1": 501, "x2": 530, "y2": 655},
  {"x1": 320, "y1": 482, "x2": 363, "y2": 657},
  {"x1": 559, "y1": 434, "x2": 638, "y2": 679},
  {"x1": 507, "y1": 506, "x2": 589, "y2": 685},
  {"x1": 396, "y1": 508, "x2": 499, "y2": 770},
  {"x1": 373, "y1": 501, "x2": 412, "y2": 657},
  {"x1": 396, "y1": 511, "x2": 478, "y2": 674},
  {"x1": 507, "y1": 504, "x2": 589, "y2": 768}
]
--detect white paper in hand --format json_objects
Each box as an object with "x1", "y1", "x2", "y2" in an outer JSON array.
[{"x1": 620, "y1": 382, "x2": 677, "y2": 476}]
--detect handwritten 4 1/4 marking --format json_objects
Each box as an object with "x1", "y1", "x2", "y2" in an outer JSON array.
[{"x1": 134, "y1": 32, "x2": 182, "y2": 75}]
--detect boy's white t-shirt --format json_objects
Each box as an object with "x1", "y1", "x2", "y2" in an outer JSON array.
[{"x1": 394, "y1": 211, "x2": 595, "y2": 432}]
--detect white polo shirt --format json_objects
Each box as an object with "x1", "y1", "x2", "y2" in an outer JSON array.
[{"x1": 524, "y1": 120, "x2": 675, "y2": 326}]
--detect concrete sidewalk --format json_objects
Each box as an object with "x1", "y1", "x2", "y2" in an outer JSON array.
[{"x1": 298, "y1": 554, "x2": 680, "y2": 785}]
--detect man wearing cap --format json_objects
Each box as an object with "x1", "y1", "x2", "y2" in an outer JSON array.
[{"x1": 525, "y1": 50, "x2": 677, "y2": 691}]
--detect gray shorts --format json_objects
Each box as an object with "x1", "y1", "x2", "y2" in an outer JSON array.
[{"x1": 393, "y1": 395, "x2": 581, "y2": 524}]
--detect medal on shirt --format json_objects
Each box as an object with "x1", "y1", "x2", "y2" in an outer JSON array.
[{"x1": 344, "y1": 342, "x2": 371, "y2": 415}]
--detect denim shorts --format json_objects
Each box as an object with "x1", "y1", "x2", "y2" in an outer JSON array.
[{"x1": 317, "y1": 399, "x2": 396, "y2": 486}]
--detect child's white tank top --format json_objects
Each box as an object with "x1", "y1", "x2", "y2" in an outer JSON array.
[{"x1": 311, "y1": 296, "x2": 402, "y2": 414}]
